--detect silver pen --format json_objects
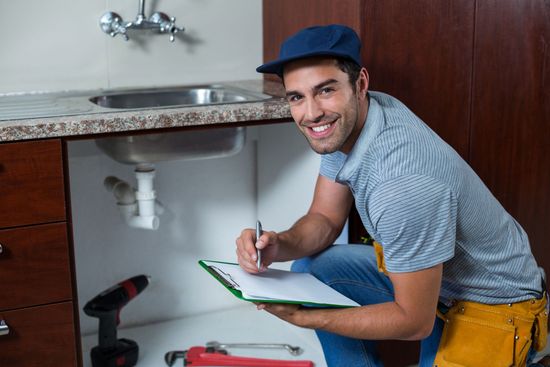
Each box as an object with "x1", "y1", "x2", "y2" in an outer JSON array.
[{"x1": 256, "y1": 220, "x2": 262, "y2": 270}]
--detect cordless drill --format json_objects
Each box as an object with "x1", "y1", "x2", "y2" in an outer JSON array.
[{"x1": 84, "y1": 275, "x2": 150, "y2": 367}]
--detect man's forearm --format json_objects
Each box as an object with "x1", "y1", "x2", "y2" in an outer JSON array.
[
  {"x1": 275, "y1": 212, "x2": 342, "y2": 262},
  {"x1": 290, "y1": 302, "x2": 433, "y2": 341}
]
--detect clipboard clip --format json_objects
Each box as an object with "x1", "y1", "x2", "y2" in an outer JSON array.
[{"x1": 209, "y1": 266, "x2": 240, "y2": 289}]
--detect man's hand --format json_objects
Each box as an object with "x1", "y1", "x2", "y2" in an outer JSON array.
[
  {"x1": 236, "y1": 228, "x2": 280, "y2": 273},
  {"x1": 256, "y1": 303, "x2": 303, "y2": 326}
]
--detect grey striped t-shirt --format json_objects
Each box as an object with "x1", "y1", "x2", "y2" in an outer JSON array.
[{"x1": 320, "y1": 91, "x2": 542, "y2": 304}]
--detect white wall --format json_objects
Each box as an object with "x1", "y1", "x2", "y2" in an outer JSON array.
[
  {"x1": 69, "y1": 136, "x2": 257, "y2": 333},
  {"x1": 0, "y1": 0, "x2": 262, "y2": 93}
]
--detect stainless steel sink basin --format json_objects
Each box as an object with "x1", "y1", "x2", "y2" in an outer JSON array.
[
  {"x1": 89, "y1": 85, "x2": 271, "y2": 109},
  {"x1": 95, "y1": 127, "x2": 246, "y2": 164}
]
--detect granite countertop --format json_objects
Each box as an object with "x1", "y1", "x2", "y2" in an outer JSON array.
[{"x1": 0, "y1": 80, "x2": 291, "y2": 142}]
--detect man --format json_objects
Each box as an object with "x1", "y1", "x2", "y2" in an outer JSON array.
[{"x1": 235, "y1": 24, "x2": 548, "y2": 366}]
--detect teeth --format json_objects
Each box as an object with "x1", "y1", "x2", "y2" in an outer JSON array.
[{"x1": 312, "y1": 124, "x2": 331, "y2": 133}]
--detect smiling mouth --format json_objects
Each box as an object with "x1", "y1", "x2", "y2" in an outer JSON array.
[
  {"x1": 307, "y1": 120, "x2": 337, "y2": 138},
  {"x1": 312, "y1": 124, "x2": 332, "y2": 133}
]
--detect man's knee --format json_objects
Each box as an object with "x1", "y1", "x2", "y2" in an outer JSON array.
[
  {"x1": 291, "y1": 245, "x2": 377, "y2": 278},
  {"x1": 290, "y1": 245, "x2": 351, "y2": 275},
  {"x1": 290, "y1": 257, "x2": 313, "y2": 273}
]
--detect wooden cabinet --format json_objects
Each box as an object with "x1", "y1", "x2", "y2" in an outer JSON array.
[
  {"x1": 0, "y1": 223, "x2": 72, "y2": 311},
  {"x1": 0, "y1": 140, "x2": 66, "y2": 227},
  {"x1": 0, "y1": 139, "x2": 77, "y2": 366},
  {"x1": 0, "y1": 302, "x2": 77, "y2": 367}
]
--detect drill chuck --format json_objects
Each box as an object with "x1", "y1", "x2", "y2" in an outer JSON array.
[{"x1": 84, "y1": 275, "x2": 150, "y2": 315}]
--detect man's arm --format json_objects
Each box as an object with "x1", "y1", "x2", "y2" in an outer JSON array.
[
  {"x1": 260, "y1": 263, "x2": 442, "y2": 340},
  {"x1": 274, "y1": 174, "x2": 354, "y2": 261},
  {"x1": 236, "y1": 174, "x2": 353, "y2": 272}
]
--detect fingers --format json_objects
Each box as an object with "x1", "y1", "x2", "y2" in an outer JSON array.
[
  {"x1": 255, "y1": 303, "x2": 302, "y2": 325},
  {"x1": 236, "y1": 228, "x2": 260, "y2": 273},
  {"x1": 236, "y1": 229, "x2": 279, "y2": 273},
  {"x1": 255, "y1": 230, "x2": 271, "y2": 250}
]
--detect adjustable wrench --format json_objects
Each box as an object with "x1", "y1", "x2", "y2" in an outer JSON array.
[{"x1": 165, "y1": 346, "x2": 314, "y2": 367}]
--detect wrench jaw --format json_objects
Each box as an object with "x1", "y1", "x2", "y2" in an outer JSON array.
[
  {"x1": 164, "y1": 350, "x2": 187, "y2": 366},
  {"x1": 205, "y1": 341, "x2": 304, "y2": 356}
]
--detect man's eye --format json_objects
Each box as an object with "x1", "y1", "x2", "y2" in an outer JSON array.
[
  {"x1": 288, "y1": 95, "x2": 302, "y2": 102},
  {"x1": 320, "y1": 87, "x2": 334, "y2": 95}
]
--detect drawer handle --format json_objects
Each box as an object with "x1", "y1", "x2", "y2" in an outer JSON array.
[
  {"x1": 0, "y1": 243, "x2": 3, "y2": 254},
  {"x1": 0, "y1": 320, "x2": 9, "y2": 336}
]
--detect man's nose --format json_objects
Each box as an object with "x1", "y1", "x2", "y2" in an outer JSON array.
[{"x1": 305, "y1": 99, "x2": 324, "y2": 122}]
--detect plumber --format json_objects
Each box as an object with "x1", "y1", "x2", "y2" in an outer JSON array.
[{"x1": 235, "y1": 25, "x2": 549, "y2": 367}]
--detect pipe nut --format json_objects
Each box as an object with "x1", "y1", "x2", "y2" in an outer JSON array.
[{"x1": 135, "y1": 190, "x2": 156, "y2": 200}]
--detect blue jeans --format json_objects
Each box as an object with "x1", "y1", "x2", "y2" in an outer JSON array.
[{"x1": 291, "y1": 244, "x2": 541, "y2": 367}]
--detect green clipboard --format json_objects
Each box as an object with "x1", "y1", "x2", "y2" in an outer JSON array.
[{"x1": 199, "y1": 259, "x2": 359, "y2": 308}]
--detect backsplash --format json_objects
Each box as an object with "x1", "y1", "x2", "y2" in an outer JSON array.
[{"x1": 0, "y1": 0, "x2": 262, "y2": 94}]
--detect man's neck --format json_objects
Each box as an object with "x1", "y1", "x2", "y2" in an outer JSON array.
[{"x1": 340, "y1": 94, "x2": 369, "y2": 154}]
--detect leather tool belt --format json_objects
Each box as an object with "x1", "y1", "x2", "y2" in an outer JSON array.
[
  {"x1": 434, "y1": 295, "x2": 548, "y2": 367},
  {"x1": 372, "y1": 241, "x2": 548, "y2": 366}
]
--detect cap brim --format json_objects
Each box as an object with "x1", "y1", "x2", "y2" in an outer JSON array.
[{"x1": 256, "y1": 51, "x2": 360, "y2": 75}]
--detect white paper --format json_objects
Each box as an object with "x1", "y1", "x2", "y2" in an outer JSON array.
[{"x1": 202, "y1": 260, "x2": 359, "y2": 307}]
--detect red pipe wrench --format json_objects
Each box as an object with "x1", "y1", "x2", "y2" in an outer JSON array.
[{"x1": 169, "y1": 346, "x2": 315, "y2": 366}]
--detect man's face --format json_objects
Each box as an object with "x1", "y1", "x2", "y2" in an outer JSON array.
[{"x1": 283, "y1": 58, "x2": 368, "y2": 154}]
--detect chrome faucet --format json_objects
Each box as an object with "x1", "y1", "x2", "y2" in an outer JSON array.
[{"x1": 99, "y1": 0, "x2": 184, "y2": 42}]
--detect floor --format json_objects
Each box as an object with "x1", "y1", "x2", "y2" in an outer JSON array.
[{"x1": 81, "y1": 305, "x2": 326, "y2": 367}]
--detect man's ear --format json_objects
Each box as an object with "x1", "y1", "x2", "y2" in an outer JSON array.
[{"x1": 357, "y1": 68, "x2": 370, "y2": 99}]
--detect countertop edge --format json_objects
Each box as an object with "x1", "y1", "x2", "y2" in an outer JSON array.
[{"x1": 0, "y1": 80, "x2": 292, "y2": 143}]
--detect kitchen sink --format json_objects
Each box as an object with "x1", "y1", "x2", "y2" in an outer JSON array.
[
  {"x1": 95, "y1": 127, "x2": 246, "y2": 164},
  {"x1": 89, "y1": 85, "x2": 271, "y2": 109}
]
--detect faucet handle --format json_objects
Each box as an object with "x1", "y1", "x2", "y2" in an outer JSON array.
[
  {"x1": 99, "y1": 12, "x2": 129, "y2": 41},
  {"x1": 149, "y1": 12, "x2": 185, "y2": 42}
]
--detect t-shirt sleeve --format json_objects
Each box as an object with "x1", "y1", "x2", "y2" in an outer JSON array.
[
  {"x1": 319, "y1": 152, "x2": 347, "y2": 180},
  {"x1": 368, "y1": 174, "x2": 457, "y2": 273}
]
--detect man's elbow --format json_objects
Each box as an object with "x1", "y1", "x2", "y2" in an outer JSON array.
[{"x1": 403, "y1": 319, "x2": 435, "y2": 341}]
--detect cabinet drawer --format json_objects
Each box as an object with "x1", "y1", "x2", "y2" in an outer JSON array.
[
  {"x1": 0, "y1": 223, "x2": 72, "y2": 311},
  {"x1": 0, "y1": 139, "x2": 66, "y2": 227},
  {"x1": 0, "y1": 302, "x2": 77, "y2": 367}
]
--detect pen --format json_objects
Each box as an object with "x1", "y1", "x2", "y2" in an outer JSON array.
[{"x1": 256, "y1": 220, "x2": 262, "y2": 270}]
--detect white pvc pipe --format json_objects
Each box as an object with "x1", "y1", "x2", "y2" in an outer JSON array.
[
  {"x1": 104, "y1": 176, "x2": 136, "y2": 205},
  {"x1": 117, "y1": 203, "x2": 159, "y2": 230},
  {"x1": 135, "y1": 168, "x2": 156, "y2": 218},
  {"x1": 103, "y1": 165, "x2": 161, "y2": 230}
]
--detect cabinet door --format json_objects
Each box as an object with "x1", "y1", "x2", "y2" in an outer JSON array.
[
  {"x1": 0, "y1": 223, "x2": 72, "y2": 311},
  {"x1": 0, "y1": 139, "x2": 66, "y2": 227},
  {"x1": 469, "y1": 0, "x2": 550, "y2": 274},
  {"x1": 361, "y1": 0, "x2": 474, "y2": 159},
  {"x1": 0, "y1": 302, "x2": 77, "y2": 367}
]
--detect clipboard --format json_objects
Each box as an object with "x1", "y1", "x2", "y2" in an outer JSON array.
[{"x1": 199, "y1": 260, "x2": 359, "y2": 308}]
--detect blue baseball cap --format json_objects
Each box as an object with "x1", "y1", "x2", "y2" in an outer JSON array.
[{"x1": 256, "y1": 24, "x2": 362, "y2": 76}]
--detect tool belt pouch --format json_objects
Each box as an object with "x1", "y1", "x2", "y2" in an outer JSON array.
[
  {"x1": 533, "y1": 293, "x2": 548, "y2": 351},
  {"x1": 433, "y1": 298, "x2": 546, "y2": 367},
  {"x1": 372, "y1": 241, "x2": 388, "y2": 275}
]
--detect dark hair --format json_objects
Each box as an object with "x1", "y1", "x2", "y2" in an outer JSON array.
[
  {"x1": 280, "y1": 56, "x2": 362, "y2": 92},
  {"x1": 335, "y1": 58, "x2": 362, "y2": 92}
]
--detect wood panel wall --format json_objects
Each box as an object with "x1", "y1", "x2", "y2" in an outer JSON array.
[
  {"x1": 361, "y1": 0, "x2": 475, "y2": 159},
  {"x1": 469, "y1": 0, "x2": 550, "y2": 275}
]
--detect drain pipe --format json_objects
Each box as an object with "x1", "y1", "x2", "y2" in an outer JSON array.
[{"x1": 104, "y1": 164, "x2": 163, "y2": 230}]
